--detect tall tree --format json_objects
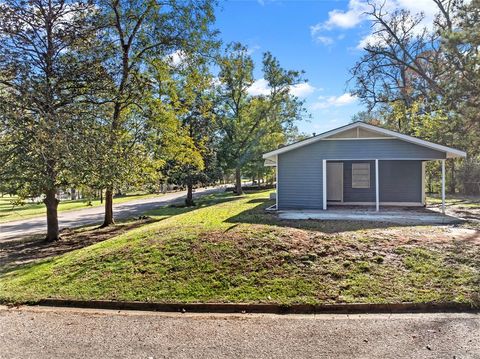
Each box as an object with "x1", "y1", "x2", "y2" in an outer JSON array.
[
  {"x1": 442, "y1": 0, "x2": 480, "y2": 142},
  {"x1": 0, "y1": 0, "x2": 100, "y2": 241},
  {"x1": 349, "y1": 0, "x2": 480, "y2": 193},
  {"x1": 147, "y1": 52, "x2": 220, "y2": 206},
  {"x1": 94, "y1": 0, "x2": 217, "y2": 226},
  {"x1": 217, "y1": 43, "x2": 306, "y2": 195},
  {"x1": 349, "y1": 0, "x2": 479, "y2": 154},
  {"x1": 170, "y1": 63, "x2": 218, "y2": 206}
]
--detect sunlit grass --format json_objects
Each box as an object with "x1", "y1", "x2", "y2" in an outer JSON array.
[{"x1": 1, "y1": 190, "x2": 478, "y2": 305}]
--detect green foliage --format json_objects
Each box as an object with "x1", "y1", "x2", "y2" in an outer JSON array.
[
  {"x1": 147, "y1": 49, "x2": 222, "y2": 200},
  {"x1": 216, "y1": 43, "x2": 307, "y2": 191},
  {"x1": 58, "y1": 0, "x2": 220, "y2": 224},
  {"x1": 350, "y1": 0, "x2": 480, "y2": 194},
  {"x1": 457, "y1": 158, "x2": 480, "y2": 195},
  {"x1": 0, "y1": 0, "x2": 99, "y2": 197}
]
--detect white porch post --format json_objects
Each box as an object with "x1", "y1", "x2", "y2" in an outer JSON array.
[
  {"x1": 375, "y1": 159, "x2": 379, "y2": 212},
  {"x1": 441, "y1": 159, "x2": 446, "y2": 214},
  {"x1": 421, "y1": 161, "x2": 426, "y2": 206},
  {"x1": 275, "y1": 155, "x2": 279, "y2": 210},
  {"x1": 322, "y1": 160, "x2": 327, "y2": 210}
]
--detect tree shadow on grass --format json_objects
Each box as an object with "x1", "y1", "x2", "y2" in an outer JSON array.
[
  {"x1": 0, "y1": 193, "x2": 241, "y2": 275},
  {"x1": 0, "y1": 219, "x2": 155, "y2": 274},
  {"x1": 226, "y1": 198, "x2": 463, "y2": 234}
]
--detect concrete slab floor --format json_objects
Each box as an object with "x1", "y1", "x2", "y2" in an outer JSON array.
[{"x1": 278, "y1": 210, "x2": 461, "y2": 224}]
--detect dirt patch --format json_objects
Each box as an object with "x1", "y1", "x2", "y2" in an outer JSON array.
[
  {"x1": 0, "y1": 219, "x2": 154, "y2": 273},
  {"x1": 427, "y1": 200, "x2": 480, "y2": 230}
]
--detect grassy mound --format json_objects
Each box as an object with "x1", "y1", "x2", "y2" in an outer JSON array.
[{"x1": 1, "y1": 191, "x2": 478, "y2": 305}]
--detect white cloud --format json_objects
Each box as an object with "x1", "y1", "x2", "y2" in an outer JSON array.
[
  {"x1": 311, "y1": 0, "x2": 442, "y2": 47},
  {"x1": 211, "y1": 77, "x2": 222, "y2": 87},
  {"x1": 315, "y1": 36, "x2": 334, "y2": 46},
  {"x1": 248, "y1": 79, "x2": 317, "y2": 98},
  {"x1": 397, "y1": 0, "x2": 439, "y2": 18},
  {"x1": 165, "y1": 50, "x2": 187, "y2": 67},
  {"x1": 246, "y1": 44, "x2": 261, "y2": 55},
  {"x1": 257, "y1": 0, "x2": 279, "y2": 5},
  {"x1": 357, "y1": 32, "x2": 385, "y2": 49},
  {"x1": 311, "y1": 93, "x2": 357, "y2": 110},
  {"x1": 310, "y1": 0, "x2": 369, "y2": 35},
  {"x1": 247, "y1": 78, "x2": 271, "y2": 96},
  {"x1": 290, "y1": 82, "x2": 316, "y2": 97},
  {"x1": 324, "y1": 0, "x2": 370, "y2": 30}
]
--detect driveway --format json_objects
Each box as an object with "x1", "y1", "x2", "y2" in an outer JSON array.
[
  {"x1": 0, "y1": 306, "x2": 478, "y2": 359},
  {"x1": 0, "y1": 187, "x2": 224, "y2": 241}
]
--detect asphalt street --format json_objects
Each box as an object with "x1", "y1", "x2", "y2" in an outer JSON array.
[
  {"x1": 0, "y1": 306, "x2": 478, "y2": 359},
  {"x1": 0, "y1": 186, "x2": 224, "y2": 241}
]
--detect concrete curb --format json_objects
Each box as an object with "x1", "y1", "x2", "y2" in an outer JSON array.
[{"x1": 34, "y1": 299, "x2": 479, "y2": 314}]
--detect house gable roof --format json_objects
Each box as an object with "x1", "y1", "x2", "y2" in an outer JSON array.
[{"x1": 262, "y1": 122, "x2": 466, "y2": 161}]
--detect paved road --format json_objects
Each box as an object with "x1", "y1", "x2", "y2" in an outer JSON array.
[
  {"x1": 0, "y1": 306, "x2": 478, "y2": 359},
  {"x1": 0, "y1": 187, "x2": 224, "y2": 241}
]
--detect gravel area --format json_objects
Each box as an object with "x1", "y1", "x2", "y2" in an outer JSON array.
[{"x1": 0, "y1": 306, "x2": 479, "y2": 359}]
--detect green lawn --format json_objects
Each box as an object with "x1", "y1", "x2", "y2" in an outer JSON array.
[
  {"x1": 426, "y1": 194, "x2": 480, "y2": 208},
  {"x1": 1, "y1": 190, "x2": 479, "y2": 305},
  {"x1": 0, "y1": 193, "x2": 162, "y2": 223}
]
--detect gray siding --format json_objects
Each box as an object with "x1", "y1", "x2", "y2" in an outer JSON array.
[
  {"x1": 342, "y1": 161, "x2": 376, "y2": 202},
  {"x1": 278, "y1": 150, "x2": 323, "y2": 209},
  {"x1": 379, "y1": 160, "x2": 422, "y2": 202},
  {"x1": 277, "y1": 139, "x2": 438, "y2": 209}
]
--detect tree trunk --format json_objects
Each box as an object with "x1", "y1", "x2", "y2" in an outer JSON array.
[
  {"x1": 44, "y1": 189, "x2": 60, "y2": 242},
  {"x1": 235, "y1": 166, "x2": 243, "y2": 195},
  {"x1": 185, "y1": 182, "x2": 195, "y2": 206},
  {"x1": 449, "y1": 161, "x2": 456, "y2": 194},
  {"x1": 70, "y1": 188, "x2": 76, "y2": 200},
  {"x1": 102, "y1": 188, "x2": 115, "y2": 227}
]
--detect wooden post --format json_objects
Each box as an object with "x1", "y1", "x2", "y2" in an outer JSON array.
[
  {"x1": 323, "y1": 160, "x2": 327, "y2": 210},
  {"x1": 375, "y1": 159, "x2": 379, "y2": 212},
  {"x1": 441, "y1": 159, "x2": 446, "y2": 214}
]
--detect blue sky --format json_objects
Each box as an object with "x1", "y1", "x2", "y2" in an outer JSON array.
[{"x1": 215, "y1": 0, "x2": 437, "y2": 135}]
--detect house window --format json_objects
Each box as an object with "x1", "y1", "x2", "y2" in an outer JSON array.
[{"x1": 352, "y1": 163, "x2": 370, "y2": 188}]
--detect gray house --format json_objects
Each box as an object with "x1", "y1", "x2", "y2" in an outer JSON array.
[{"x1": 262, "y1": 122, "x2": 466, "y2": 213}]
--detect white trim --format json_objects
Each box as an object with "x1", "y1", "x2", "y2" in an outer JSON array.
[
  {"x1": 328, "y1": 201, "x2": 424, "y2": 207},
  {"x1": 275, "y1": 155, "x2": 279, "y2": 209},
  {"x1": 441, "y1": 159, "x2": 446, "y2": 214},
  {"x1": 300, "y1": 158, "x2": 450, "y2": 161},
  {"x1": 322, "y1": 137, "x2": 395, "y2": 141},
  {"x1": 265, "y1": 204, "x2": 277, "y2": 211},
  {"x1": 264, "y1": 157, "x2": 454, "y2": 165},
  {"x1": 421, "y1": 161, "x2": 426, "y2": 205},
  {"x1": 375, "y1": 159, "x2": 379, "y2": 212},
  {"x1": 263, "y1": 122, "x2": 466, "y2": 159},
  {"x1": 322, "y1": 159, "x2": 327, "y2": 210}
]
